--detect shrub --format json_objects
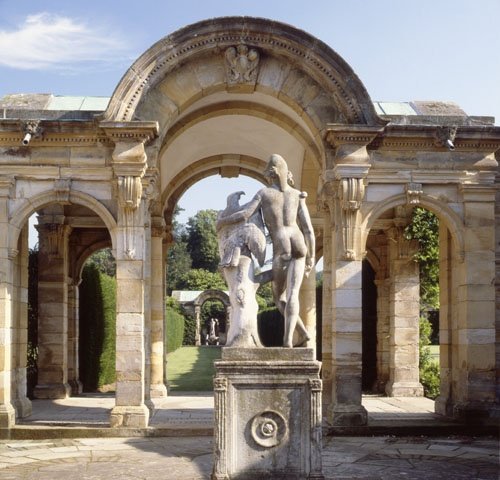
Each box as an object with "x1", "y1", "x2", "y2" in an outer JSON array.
[
  {"x1": 257, "y1": 307, "x2": 284, "y2": 347},
  {"x1": 166, "y1": 297, "x2": 185, "y2": 354},
  {"x1": 79, "y1": 264, "x2": 116, "y2": 391},
  {"x1": 419, "y1": 315, "x2": 440, "y2": 399},
  {"x1": 182, "y1": 314, "x2": 197, "y2": 346}
]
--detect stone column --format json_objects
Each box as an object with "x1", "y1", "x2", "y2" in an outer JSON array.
[
  {"x1": 34, "y1": 222, "x2": 72, "y2": 399},
  {"x1": 194, "y1": 306, "x2": 201, "y2": 347},
  {"x1": 0, "y1": 178, "x2": 17, "y2": 426},
  {"x1": 449, "y1": 186, "x2": 497, "y2": 419},
  {"x1": 299, "y1": 263, "x2": 317, "y2": 352},
  {"x1": 102, "y1": 121, "x2": 158, "y2": 428},
  {"x1": 67, "y1": 277, "x2": 82, "y2": 395},
  {"x1": 12, "y1": 225, "x2": 32, "y2": 417},
  {"x1": 149, "y1": 217, "x2": 167, "y2": 398},
  {"x1": 385, "y1": 219, "x2": 423, "y2": 397}
]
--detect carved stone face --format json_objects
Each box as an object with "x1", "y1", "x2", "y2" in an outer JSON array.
[{"x1": 264, "y1": 154, "x2": 288, "y2": 191}]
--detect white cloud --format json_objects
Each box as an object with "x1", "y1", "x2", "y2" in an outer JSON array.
[{"x1": 0, "y1": 13, "x2": 132, "y2": 70}]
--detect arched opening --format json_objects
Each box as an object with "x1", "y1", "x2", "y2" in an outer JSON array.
[
  {"x1": 11, "y1": 198, "x2": 115, "y2": 425},
  {"x1": 362, "y1": 201, "x2": 451, "y2": 408}
]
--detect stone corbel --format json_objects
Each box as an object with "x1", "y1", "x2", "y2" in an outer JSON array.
[
  {"x1": 406, "y1": 182, "x2": 423, "y2": 205},
  {"x1": 338, "y1": 177, "x2": 365, "y2": 260},
  {"x1": 54, "y1": 179, "x2": 72, "y2": 205},
  {"x1": 151, "y1": 215, "x2": 166, "y2": 239},
  {"x1": 101, "y1": 121, "x2": 158, "y2": 260},
  {"x1": 388, "y1": 209, "x2": 418, "y2": 260}
]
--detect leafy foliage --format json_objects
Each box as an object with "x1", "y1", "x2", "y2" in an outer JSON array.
[
  {"x1": 166, "y1": 240, "x2": 192, "y2": 293},
  {"x1": 186, "y1": 209, "x2": 220, "y2": 272},
  {"x1": 85, "y1": 248, "x2": 116, "y2": 277},
  {"x1": 404, "y1": 208, "x2": 440, "y2": 311},
  {"x1": 419, "y1": 315, "x2": 440, "y2": 399},
  {"x1": 177, "y1": 268, "x2": 227, "y2": 291}
]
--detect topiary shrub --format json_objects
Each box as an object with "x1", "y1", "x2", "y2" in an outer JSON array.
[
  {"x1": 79, "y1": 264, "x2": 116, "y2": 391},
  {"x1": 257, "y1": 307, "x2": 284, "y2": 347},
  {"x1": 166, "y1": 297, "x2": 185, "y2": 354}
]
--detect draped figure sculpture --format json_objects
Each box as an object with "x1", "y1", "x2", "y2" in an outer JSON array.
[{"x1": 216, "y1": 154, "x2": 315, "y2": 348}]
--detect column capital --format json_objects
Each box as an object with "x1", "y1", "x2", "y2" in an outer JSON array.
[{"x1": 0, "y1": 176, "x2": 15, "y2": 198}]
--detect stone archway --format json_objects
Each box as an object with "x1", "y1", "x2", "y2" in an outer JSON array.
[{"x1": 0, "y1": 16, "x2": 498, "y2": 430}]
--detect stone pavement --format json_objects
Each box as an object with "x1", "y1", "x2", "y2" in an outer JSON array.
[{"x1": 0, "y1": 435, "x2": 497, "y2": 479}]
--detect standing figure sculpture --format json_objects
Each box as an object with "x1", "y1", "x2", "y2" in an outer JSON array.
[{"x1": 217, "y1": 154, "x2": 315, "y2": 348}]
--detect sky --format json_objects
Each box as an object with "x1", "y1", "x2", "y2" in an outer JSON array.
[{"x1": 1, "y1": 0, "x2": 499, "y2": 226}]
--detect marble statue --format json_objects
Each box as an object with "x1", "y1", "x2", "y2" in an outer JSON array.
[{"x1": 217, "y1": 154, "x2": 315, "y2": 348}]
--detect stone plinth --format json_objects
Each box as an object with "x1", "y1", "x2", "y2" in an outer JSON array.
[{"x1": 212, "y1": 348, "x2": 324, "y2": 480}]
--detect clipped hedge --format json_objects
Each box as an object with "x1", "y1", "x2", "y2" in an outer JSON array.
[
  {"x1": 79, "y1": 264, "x2": 116, "y2": 391},
  {"x1": 166, "y1": 297, "x2": 185, "y2": 354},
  {"x1": 257, "y1": 307, "x2": 284, "y2": 347}
]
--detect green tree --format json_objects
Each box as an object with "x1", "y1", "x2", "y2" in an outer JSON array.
[
  {"x1": 404, "y1": 207, "x2": 439, "y2": 311},
  {"x1": 86, "y1": 248, "x2": 116, "y2": 277},
  {"x1": 186, "y1": 209, "x2": 220, "y2": 272},
  {"x1": 167, "y1": 205, "x2": 192, "y2": 292},
  {"x1": 177, "y1": 268, "x2": 226, "y2": 291}
]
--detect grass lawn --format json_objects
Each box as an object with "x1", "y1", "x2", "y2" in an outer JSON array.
[
  {"x1": 428, "y1": 345, "x2": 440, "y2": 364},
  {"x1": 166, "y1": 346, "x2": 221, "y2": 392}
]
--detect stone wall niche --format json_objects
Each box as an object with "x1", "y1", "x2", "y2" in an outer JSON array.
[{"x1": 212, "y1": 348, "x2": 323, "y2": 480}]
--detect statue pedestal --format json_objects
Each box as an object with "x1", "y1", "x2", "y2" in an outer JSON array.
[{"x1": 212, "y1": 348, "x2": 324, "y2": 480}]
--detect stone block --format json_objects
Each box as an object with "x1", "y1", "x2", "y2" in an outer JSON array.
[
  {"x1": 116, "y1": 282, "x2": 144, "y2": 313},
  {"x1": 256, "y1": 57, "x2": 292, "y2": 97},
  {"x1": 116, "y1": 313, "x2": 143, "y2": 335},
  {"x1": 333, "y1": 289, "x2": 361, "y2": 309},
  {"x1": 110, "y1": 404, "x2": 149, "y2": 428},
  {"x1": 334, "y1": 262, "x2": 362, "y2": 288},
  {"x1": 458, "y1": 328, "x2": 495, "y2": 346},
  {"x1": 212, "y1": 348, "x2": 323, "y2": 479},
  {"x1": 115, "y1": 381, "x2": 144, "y2": 406}
]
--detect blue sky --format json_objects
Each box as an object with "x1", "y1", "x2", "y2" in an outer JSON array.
[{"x1": 1, "y1": 0, "x2": 499, "y2": 225}]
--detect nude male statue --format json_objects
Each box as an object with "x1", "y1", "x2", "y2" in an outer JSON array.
[{"x1": 216, "y1": 154, "x2": 315, "y2": 348}]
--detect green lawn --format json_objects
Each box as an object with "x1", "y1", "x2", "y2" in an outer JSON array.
[
  {"x1": 429, "y1": 345, "x2": 440, "y2": 364},
  {"x1": 166, "y1": 346, "x2": 221, "y2": 391}
]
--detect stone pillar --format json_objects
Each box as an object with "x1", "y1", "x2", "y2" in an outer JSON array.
[
  {"x1": 450, "y1": 186, "x2": 497, "y2": 419},
  {"x1": 330, "y1": 165, "x2": 370, "y2": 426},
  {"x1": 67, "y1": 278, "x2": 82, "y2": 395},
  {"x1": 385, "y1": 220, "x2": 423, "y2": 397},
  {"x1": 12, "y1": 225, "x2": 32, "y2": 417},
  {"x1": 0, "y1": 178, "x2": 17, "y2": 426},
  {"x1": 374, "y1": 277, "x2": 390, "y2": 393},
  {"x1": 102, "y1": 121, "x2": 158, "y2": 428},
  {"x1": 299, "y1": 263, "x2": 317, "y2": 352},
  {"x1": 194, "y1": 306, "x2": 201, "y2": 346},
  {"x1": 149, "y1": 217, "x2": 167, "y2": 398},
  {"x1": 34, "y1": 222, "x2": 72, "y2": 399}
]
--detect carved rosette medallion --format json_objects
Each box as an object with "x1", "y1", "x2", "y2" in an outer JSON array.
[
  {"x1": 250, "y1": 410, "x2": 287, "y2": 448},
  {"x1": 225, "y1": 45, "x2": 260, "y2": 85}
]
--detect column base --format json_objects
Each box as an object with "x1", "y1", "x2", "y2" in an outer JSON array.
[
  {"x1": 385, "y1": 381, "x2": 424, "y2": 397},
  {"x1": 0, "y1": 403, "x2": 16, "y2": 427},
  {"x1": 33, "y1": 382, "x2": 71, "y2": 399},
  {"x1": 329, "y1": 403, "x2": 368, "y2": 426},
  {"x1": 110, "y1": 404, "x2": 149, "y2": 428},
  {"x1": 150, "y1": 383, "x2": 167, "y2": 398},
  {"x1": 435, "y1": 394, "x2": 454, "y2": 417},
  {"x1": 69, "y1": 379, "x2": 83, "y2": 396},
  {"x1": 452, "y1": 401, "x2": 498, "y2": 423},
  {"x1": 13, "y1": 397, "x2": 32, "y2": 418}
]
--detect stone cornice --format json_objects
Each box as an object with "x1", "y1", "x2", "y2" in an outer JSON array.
[
  {"x1": 325, "y1": 124, "x2": 384, "y2": 148},
  {"x1": 100, "y1": 121, "x2": 159, "y2": 143},
  {"x1": 370, "y1": 124, "x2": 500, "y2": 152},
  {"x1": 0, "y1": 119, "x2": 108, "y2": 147}
]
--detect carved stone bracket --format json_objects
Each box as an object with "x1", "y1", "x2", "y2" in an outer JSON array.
[
  {"x1": 225, "y1": 44, "x2": 260, "y2": 86},
  {"x1": 54, "y1": 179, "x2": 72, "y2": 205},
  {"x1": 338, "y1": 177, "x2": 364, "y2": 260},
  {"x1": 102, "y1": 121, "x2": 158, "y2": 260},
  {"x1": 434, "y1": 126, "x2": 457, "y2": 150},
  {"x1": 150, "y1": 216, "x2": 166, "y2": 239},
  {"x1": 406, "y1": 182, "x2": 423, "y2": 205}
]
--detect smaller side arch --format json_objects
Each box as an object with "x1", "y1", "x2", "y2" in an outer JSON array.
[
  {"x1": 193, "y1": 289, "x2": 230, "y2": 309},
  {"x1": 8, "y1": 190, "x2": 118, "y2": 252},
  {"x1": 73, "y1": 239, "x2": 113, "y2": 283},
  {"x1": 361, "y1": 193, "x2": 465, "y2": 257}
]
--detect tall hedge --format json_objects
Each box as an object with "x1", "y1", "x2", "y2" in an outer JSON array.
[
  {"x1": 166, "y1": 297, "x2": 185, "y2": 354},
  {"x1": 257, "y1": 307, "x2": 284, "y2": 347},
  {"x1": 79, "y1": 264, "x2": 116, "y2": 391}
]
